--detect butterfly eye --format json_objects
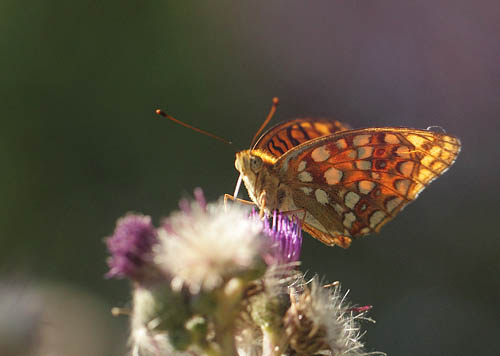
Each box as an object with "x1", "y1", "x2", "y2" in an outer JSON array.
[{"x1": 249, "y1": 155, "x2": 263, "y2": 173}]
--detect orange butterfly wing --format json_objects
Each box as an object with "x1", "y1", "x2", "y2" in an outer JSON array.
[
  {"x1": 253, "y1": 118, "x2": 351, "y2": 158},
  {"x1": 275, "y1": 127, "x2": 461, "y2": 247}
]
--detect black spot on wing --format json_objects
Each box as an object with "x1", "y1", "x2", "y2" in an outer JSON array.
[
  {"x1": 296, "y1": 123, "x2": 311, "y2": 140},
  {"x1": 286, "y1": 126, "x2": 301, "y2": 146},
  {"x1": 268, "y1": 140, "x2": 285, "y2": 155}
]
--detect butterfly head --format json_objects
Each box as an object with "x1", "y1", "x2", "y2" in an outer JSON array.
[
  {"x1": 234, "y1": 150, "x2": 277, "y2": 204},
  {"x1": 235, "y1": 150, "x2": 263, "y2": 183}
]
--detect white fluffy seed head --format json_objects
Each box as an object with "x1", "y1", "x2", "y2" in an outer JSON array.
[
  {"x1": 156, "y1": 201, "x2": 265, "y2": 294},
  {"x1": 285, "y1": 277, "x2": 373, "y2": 356}
]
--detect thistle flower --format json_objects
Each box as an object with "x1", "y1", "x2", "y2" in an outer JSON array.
[
  {"x1": 156, "y1": 189, "x2": 265, "y2": 294},
  {"x1": 251, "y1": 209, "x2": 303, "y2": 266},
  {"x1": 105, "y1": 213, "x2": 158, "y2": 281},
  {"x1": 284, "y1": 277, "x2": 372, "y2": 356},
  {"x1": 106, "y1": 189, "x2": 381, "y2": 356}
]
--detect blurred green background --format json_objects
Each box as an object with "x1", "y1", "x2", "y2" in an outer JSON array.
[{"x1": 1, "y1": 1, "x2": 499, "y2": 355}]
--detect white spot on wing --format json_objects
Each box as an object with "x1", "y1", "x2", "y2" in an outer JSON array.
[
  {"x1": 398, "y1": 161, "x2": 415, "y2": 176},
  {"x1": 369, "y1": 210, "x2": 386, "y2": 228},
  {"x1": 336, "y1": 138, "x2": 347, "y2": 150},
  {"x1": 345, "y1": 191, "x2": 360, "y2": 209},
  {"x1": 355, "y1": 160, "x2": 372, "y2": 170},
  {"x1": 298, "y1": 160, "x2": 307, "y2": 172},
  {"x1": 395, "y1": 179, "x2": 411, "y2": 195},
  {"x1": 315, "y1": 189, "x2": 329, "y2": 205},
  {"x1": 353, "y1": 135, "x2": 370, "y2": 146},
  {"x1": 359, "y1": 180, "x2": 376, "y2": 194},
  {"x1": 357, "y1": 146, "x2": 373, "y2": 159},
  {"x1": 300, "y1": 187, "x2": 313, "y2": 195},
  {"x1": 384, "y1": 133, "x2": 400, "y2": 144},
  {"x1": 311, "y1": 145, "x2": 330, "y2": 162},
  {"x1": 386, "y1": 197, "x2": 403, "y2": 213},
  {"x1": 324, "y1": 167, "x2": 343, "y2": 185},
  {"x1": 343, "y1": 212, "x2": 356, "y2": 228},
  {"x1": 396, "y1": 146, "x2": 412, "y2": 158},
  {"x1": 298, "y1": 171, "x2": 313, "y2": 182}
]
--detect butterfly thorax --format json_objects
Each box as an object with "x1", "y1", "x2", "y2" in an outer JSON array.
[{"x1": 235, "y1": 149, "x2": 286, "y2": 213}]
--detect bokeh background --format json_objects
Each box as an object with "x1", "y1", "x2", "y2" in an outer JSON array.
[{"x1": 2, "y1": 1, "x2": 499, "y2": 355}]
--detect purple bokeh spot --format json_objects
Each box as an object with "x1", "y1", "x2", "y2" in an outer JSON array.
[{"x1": 105, "y1": 214, "x2": 157, "y2": 279}]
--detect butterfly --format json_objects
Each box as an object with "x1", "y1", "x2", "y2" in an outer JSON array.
[{"x1": 233, "y1": 111, "x2": 461, "y2": 248}]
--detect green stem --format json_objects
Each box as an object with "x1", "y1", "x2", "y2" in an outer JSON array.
[
  {"x1": 212, "y1": 278, "x2": 246, "y2": 355},
  {"x1": 262, "y1": 326, "x2": 283, "y2": 356},
  {"x1": 200, "y1": 343, "x2": 221, "y2": 356}
]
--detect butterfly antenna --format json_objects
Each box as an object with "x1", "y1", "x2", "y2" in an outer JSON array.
[
  {"x1": 155, "y1": 109, "x2": 233, "y2": 145},
  {"x1": 250, "y1": 97, "x2": 279, "y2": 148}
]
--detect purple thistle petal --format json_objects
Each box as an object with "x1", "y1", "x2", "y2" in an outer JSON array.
[
  {"x1": 193, "y1": 187, "x2": 207, "y2": 211},
  {"x1": 251, "y1": 209, "x2": 303, "y2": 265},
  {"x1": 178, "y1": 188, "x2": 207, "y2": 214},
  {"x1": 105, "y1": 214, "x2": 157, "y2": 279},
  {"x1": 347, "y1": 305, "x2": 373, "y2": 313}
]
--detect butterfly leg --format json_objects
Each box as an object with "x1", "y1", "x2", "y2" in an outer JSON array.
[
  {"x1": 224, "y1": 193, "x2": 268, "y2": 220},
  {"x1": 280, "y1": 208, "x2": 307, "y2": 221},
  {"x1": 224, "y1": 194, "x2": 256, "y2": 207}
]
